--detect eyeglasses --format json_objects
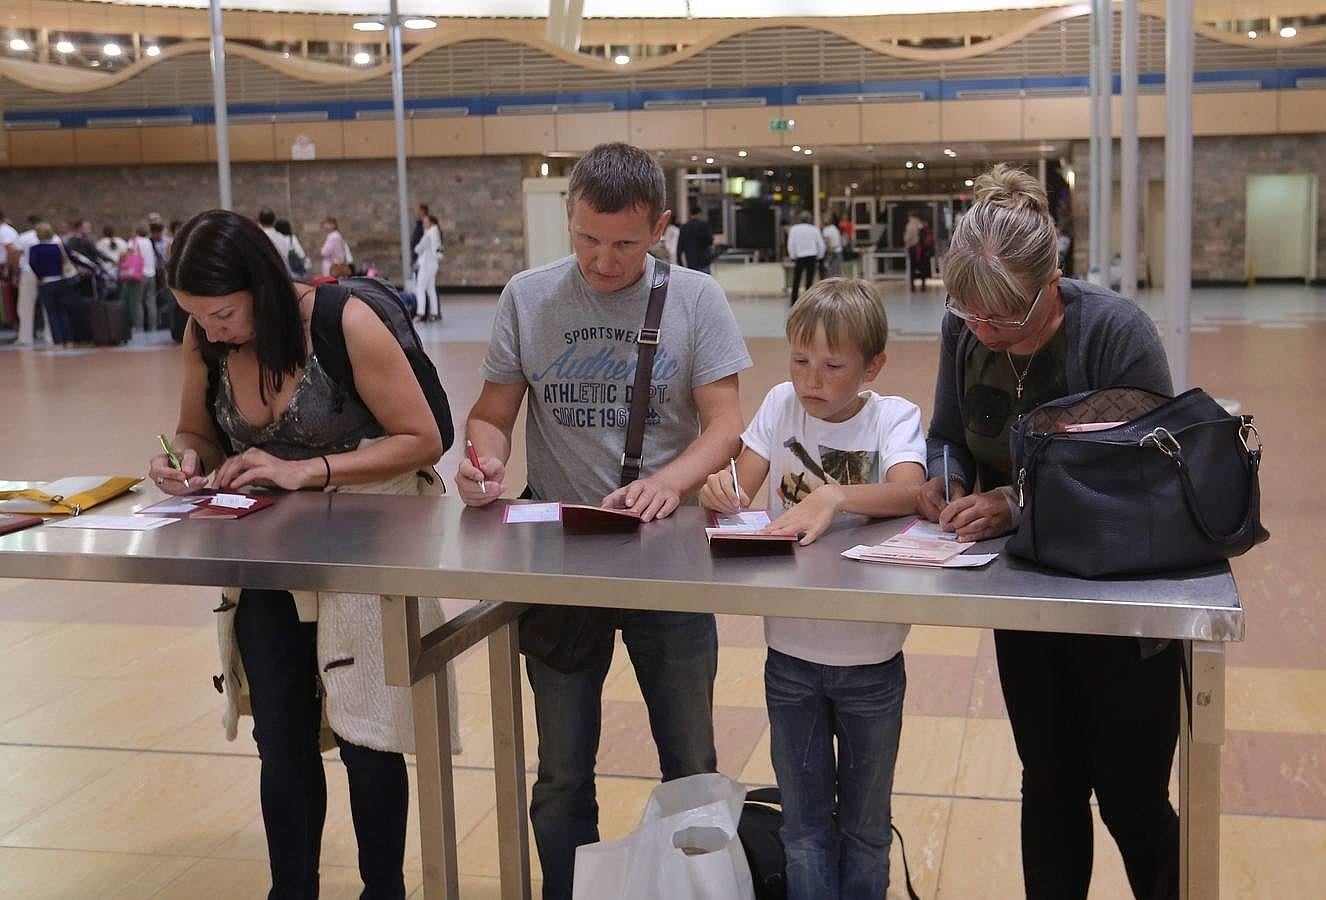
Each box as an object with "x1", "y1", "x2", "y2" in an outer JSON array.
[{"x1": 944, "y1": 286, "x2": 1044, "y2": 330}]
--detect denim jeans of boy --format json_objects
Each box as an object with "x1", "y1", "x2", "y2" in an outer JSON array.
[
  {"x1": 765, "y1": 647, "x2": 906, "y2": 900},
  {"x1": 525, "y1": 609, "x2": 719, "y2": 900}
]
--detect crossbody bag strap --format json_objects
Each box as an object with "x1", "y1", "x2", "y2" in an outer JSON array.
[{"x1": 619, "y1": 261, "x2": 670, "y2": 487}]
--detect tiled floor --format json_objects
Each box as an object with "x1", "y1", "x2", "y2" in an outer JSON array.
[{"x1": 1, "y1": 275, "x2": 1323, "y2": 898}]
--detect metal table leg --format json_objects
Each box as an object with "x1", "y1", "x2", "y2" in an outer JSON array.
[
  {"x1": 414, "y1": 668, "x2": 459, "y2": 899},
  {"x1": 489, "y1": 622, "x2": 532, "y2": 899},
  {"x1": 1179, "y1": 639, "x2": 1225, "y2": 900}
]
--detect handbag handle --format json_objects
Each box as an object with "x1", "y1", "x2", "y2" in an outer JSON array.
[
  {"x1": 1145, "y1": 420, "x2": 1262, "y2": 546},
  {"x1": 619, "y1": 262, "x2": 670, "y2": 487}
]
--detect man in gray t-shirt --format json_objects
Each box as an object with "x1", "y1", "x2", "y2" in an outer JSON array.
[{"x1": 456, "y1": 143, "x2": 751, "y2": 900}]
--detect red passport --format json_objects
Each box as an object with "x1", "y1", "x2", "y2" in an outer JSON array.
[
  {"x1": 559, "y1": 503, "x2": 643, "y2": 534},
  {"x1": 0, "y1": 514, "x2": 44, "y2": 536}
]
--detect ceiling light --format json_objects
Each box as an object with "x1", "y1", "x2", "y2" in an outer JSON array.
[
  {"x1": 803, "y1": 149, "x2": 813, "y2": 155},
  {"x1": 737, "y1": 149, "x2": 748, "y2": 158},
  {"x1": 89, "y1": 60, "x2": 100, "y2": 66},
  {"x1": 690, "y1": 155, "x2": 698, "y2": 162},
  {"x1": 403, "y1": 18, "x2": 437, "y2": 30},
  {"x1": 764, "y1": 169, "x2": 774, "y2": 176},
  {"x1": 353, "y1": 20, "x2": 385, "y2": 32},
  {"x1": 1280, "y1": 26, "x2": 1296, "y2": 38},
  {"x1": 787, "y1": 119, "x2": 795, "y2": 127},
  {"x1": 103, "y1": 43, "x2": 122, "y2": 57},
  {"x1": 964, "y1": 179, "x2": 974, "y2": 187},
  {"x1": 352, "y1": 50, "x2": 372, "y2": 65},
  {"x1": 791, "y1": 145, "x2": 801, "y2": 152},
  {"x1": 905, "y1": 160, "x2": 914, "y2": 168},
  {"x1": 1247, "y1": 30, "x2": 1257, "y2": 39},
  {"x1": 10, "y1": 38, "x2": 31, "y2": 52},
  {"x1": 917, "y1": 162, "x2": 925, "y2": 169},
  {"x1": 281, "y1": 52, "x2": 290, "y2": 58},
  {"x1": 145, "y1": 45, "x2": 160, "y2": 57},
  {"x1": 55, "y1": 40, "x2": 75, "y2": 53},
  {"x1": 705, "y1": 157, "x2": 715, "y2": 164},
  {"x1": 613, "y1": 54, "x2": 631, "y2": 65}
]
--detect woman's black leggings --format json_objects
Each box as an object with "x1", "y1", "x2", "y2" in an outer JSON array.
[{"x1": 236, "y1": 589, "x2": 409, "y2": 900}]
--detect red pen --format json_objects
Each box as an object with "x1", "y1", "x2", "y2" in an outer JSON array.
[{"x1": 465, "y1": 439, "x2": 487, "y2": 494}]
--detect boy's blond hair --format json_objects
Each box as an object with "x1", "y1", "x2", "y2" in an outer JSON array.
[{"x1": 786, "y1": 277, "x2": 889, "y2": 361}]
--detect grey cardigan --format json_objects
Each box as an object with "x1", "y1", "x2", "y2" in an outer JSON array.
[{"x1": 925, "y1": 278, "x2": 1173, "y2": 487}]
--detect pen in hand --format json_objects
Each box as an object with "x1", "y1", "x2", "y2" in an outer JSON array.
[
  {"x1": 729, "y1": 457, "x2": 741, "y2": 510},
  {"x1": 942, "y1": 444, "x2": 951, "y2": 505},
  {"x1": 157, "y1": 434, "x2": 183, "y2": 470},
  {"x1": 465, "y1": 440, "x2": 487, "y2": 494}
]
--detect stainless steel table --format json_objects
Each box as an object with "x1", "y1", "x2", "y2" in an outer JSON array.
[{"x1": 0, "y1": 490, "x2": 1241, "y2": 900}]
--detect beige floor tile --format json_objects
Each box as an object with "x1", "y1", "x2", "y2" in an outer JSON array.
[
  {"x1": 408, "y1": 874, "x2": 544, "y2": 899},
  {"x1": 935, "y1": 798, "x2": 1023, "y2": 898},
  {"x1": 4, "y1": 752, "x2": 260, "y2": 858},
  {"x1": 0, "y1": 674, "x2": 220, "y2": 749},
  {"x1": 0, "y1": 745, "x2": 136, "y2": 836},
  {"x1": 108, "y1": 626, "x2": 217, "y2": 683},
  {"x1": 0, "y1": 618, "x2": 58, "y2": 651},
  {"x1": 0, "y1": 623, "x2": 200, "y2": 681},
  {"x1": 737, "y1": 725, "x2": 774, "y2": 786},
  {"x1": 903, "y1": 625, "x2": 982, "y2": 658},
  {"x1": 153, "y1": 857, "x2": 405, "y2": 900},
  {"x1": 710, "y1": 646, "x2": 770, "y2": 709},
  {"x1": 1220, "y1": 813, "x2": 1326, "y2": 898},
  {"x1": 0, "y1": 846, "x2": 196, "y2": 900},
  {"x1": 953, "y1": 717, "x2": 1022, "y2": 800},
  {"x1": 149, "y1": 707, "x2": 259, "y2": 756},
  {"x1": 456, "y1": 773, "x2": 542, "y2": 882},
  {"x1": 1225, "y1": 666, "x2": 1326, "y2": 734},
  {"x1": 889, "y1": 795, "x2": 951, "y2": 900},
  {"x1": 895, "y1": 715, "x2": 965, "y2": 797},
  {"x1": 0, "y1": 674, "x2": 88, "y2": 725},
  {"x1": 452, "y1": 689, "x2": 538, "y2": 771}
]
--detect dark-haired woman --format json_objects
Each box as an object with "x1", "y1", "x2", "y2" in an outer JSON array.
[
  {"x1": 146, "y1": 208, "x2": 449, "y2": 900},
  {"x1": 918, "y1": 166, "x2": 1179, "y2": 900}
]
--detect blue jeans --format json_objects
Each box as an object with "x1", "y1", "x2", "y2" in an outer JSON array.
[
  {"x1": 765, "y1": 647, "x2": 906, "y2": 900},
  {"x1": 526, "y1": 610, "x2": 718, "y2": 900}
]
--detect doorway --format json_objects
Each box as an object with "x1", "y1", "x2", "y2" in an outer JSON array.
[
  {"x1": 1145, "y1": 180, "x2": 1165, "y2": 290},
  {"x1": 1246, "y1": 174, "x2": 1318, "y2": 282}
]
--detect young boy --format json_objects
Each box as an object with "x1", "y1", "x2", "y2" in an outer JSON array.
[{"x1": 699, "y1": 277, "x2": 925, "y2": 899}]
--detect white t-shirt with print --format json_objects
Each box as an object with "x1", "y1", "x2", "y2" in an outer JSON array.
[{"x1": 742, "y1": 381, "x2": 926, "y2": 666}]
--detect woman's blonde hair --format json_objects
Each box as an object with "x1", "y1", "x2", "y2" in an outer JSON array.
[
  {"x1": 786, "y1": 277, "x2": 889, "y2": 361},
  {"x1": 34, "y1": 222, "x2": 54, "y2": 241},
  {"x1": 943, "y1": 163, "x2": 1059, "y2": 319}
]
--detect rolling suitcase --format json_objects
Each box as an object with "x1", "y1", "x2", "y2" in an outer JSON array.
[{"x1": 89, "y1": 298, "x2": 131, "y2": 346}]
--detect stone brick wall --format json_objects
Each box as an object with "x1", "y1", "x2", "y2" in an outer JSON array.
[
  {"x1": 1070, "y1": 134, "x2": 1326, "y2": 283},
  {"x1": 0, "y1": 155, "x2": 528, "y2": 288}
]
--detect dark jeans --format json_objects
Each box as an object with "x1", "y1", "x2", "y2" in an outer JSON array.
[
  {"x1": 791, "y1": 256, "x2": 818, "y2": 304},
  {"x1": 526, "y1": 610, "x2": 719, "y2": 900},
  {"x1": 766, "y1": 648, "x2": 905, "y2": 900},
  {"x1": 994, "y1": 630, "x2": 1180, "y2": 900},
  {"x1": 236, "y1": 589, "x2": 409, "y2": 900},
  {"x1": 36, "y1": 277, "x2": 78, "y2": 345}
]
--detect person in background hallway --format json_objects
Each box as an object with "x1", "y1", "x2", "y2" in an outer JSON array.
[
  {"x1": 0, "y1": 212, "x2": 17, "y2": 331},
  {"x1": 96, "y1": 225, "x2": 129, "y2": 272},
  {"x1": 413, "y1": 213, "x2": 442, "y2": 323},
  {"x1": 677, "y1": 205, "x2": 714, "y2": 273},
  {"x1": 663, "y1": 214, "x2": 681, "y2": 266},
  {"x1": 150, "y1": 208, "x2": 448, "y2": 900},
  {"x1": 124, "y1": 223, "x2": 158, "y2": 332},
  {"x1": 12, "y1": 215, "x2": 42, "y2": 345},
  {"x1": 456, "y1": 142, "x2": 750, "y2": 900},
  {"x1": 275, "y1": 219, "x2": 309, "y2": 280},
  {"x1": 320, "y1": 217, "x2": 351, "y2": 277},
  {"x1": 27, "y1": 222, "x2": 79, "y2": 348},
  {"x1": 258, "y1": 208, "x2": 292, "y2": 270},
  {"x1": 906, "y1": 214, "x2": 934, "y2": 292},
  {"x1": 410, "y1": 203, "x2": 429, "y2": 268},
  {"x1": 918, "y1": 164, "x2": 1179, "y2": 900},
  {"x1": 787, "y1": 210, "x2": 825, "y2": 306},
  {"x1": 821, "y1": 214, "x2": 843, "y2": 278}
]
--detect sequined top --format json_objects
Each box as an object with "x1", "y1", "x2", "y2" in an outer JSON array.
[{"x1": 213, "y1": 353, "x2": 385, "y2": 460}]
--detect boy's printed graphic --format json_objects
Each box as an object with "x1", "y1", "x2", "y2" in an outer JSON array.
[
  {"x1": 532, "y1": 327, "x2": 676, "y2": 430},
  {"x1": 777, "y1": 437, "x2": 880, "y2": 508}
]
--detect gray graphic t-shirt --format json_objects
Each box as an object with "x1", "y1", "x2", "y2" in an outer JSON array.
[{"x1": 481, "y1": 254, "x2": 752, "y2": 504}]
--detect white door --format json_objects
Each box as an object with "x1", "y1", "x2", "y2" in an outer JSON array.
[
  {"x1": 1246, "y1": 174, "x2": 1316, "y2": 281},
  {"x1": 523, "y1": 177, "x2": 572, "y2": 270}
]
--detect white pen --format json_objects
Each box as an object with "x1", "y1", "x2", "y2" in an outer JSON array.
[{"x1": 729, "y1": 457, "x2": 741, "y2": 509}]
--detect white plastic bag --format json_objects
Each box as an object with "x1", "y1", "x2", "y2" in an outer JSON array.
[{"x1": 572, "y1": 773, "x2": 756, "y2": 900}]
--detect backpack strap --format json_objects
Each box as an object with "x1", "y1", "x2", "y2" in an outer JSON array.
[{"x1": 308, "y1": 282, "x2": 355, "y2": 389}]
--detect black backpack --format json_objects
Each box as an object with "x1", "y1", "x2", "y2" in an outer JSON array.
[
  {"x1": 737, "y1": 787, "x2": 920, "y2": 900},
  {"x1": 310, "y1": 277, "x2": 455, "y2": 452}
]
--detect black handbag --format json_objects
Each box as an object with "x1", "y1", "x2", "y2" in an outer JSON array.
[
  {"x1": 1006, "y1": 386, "x2": 1268, "y2": 577},
  {"x1": 517, "y1": 263, "x2": 671, "y2": 674}
]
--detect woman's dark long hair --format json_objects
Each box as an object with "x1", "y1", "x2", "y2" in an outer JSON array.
[{"x1": 167, "y1": 209, "x2": 304, "y2": 402}]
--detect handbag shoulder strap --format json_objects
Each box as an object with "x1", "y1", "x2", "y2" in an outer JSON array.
[{"x1": 619, "y1": 261, "x2": 670, "y2": 487}]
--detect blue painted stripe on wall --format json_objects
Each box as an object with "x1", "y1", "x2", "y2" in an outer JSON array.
[{"x1": 6, "y1": 67, "x2": 1325, "y2": 126}]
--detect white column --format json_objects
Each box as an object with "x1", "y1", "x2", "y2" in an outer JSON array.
[
  {"x1": 389, "y1": 1, "x2": 413, "y2": 291},
  {"x1": 1089, "y1": 0, "x2": 1113, "y2": 284},
  {"x1": 1121, "y1": 0, "x2": 1140, "y2": 298},
  {"x1": 208, "y1": 0, "x2": 232, "y2": 210},
  {"x1": 1164, "y1": 0, "x2": 1193, "y2": 392},
  {"x1": 811, "y1": 164, "x2": 821, "y2": 225}
]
